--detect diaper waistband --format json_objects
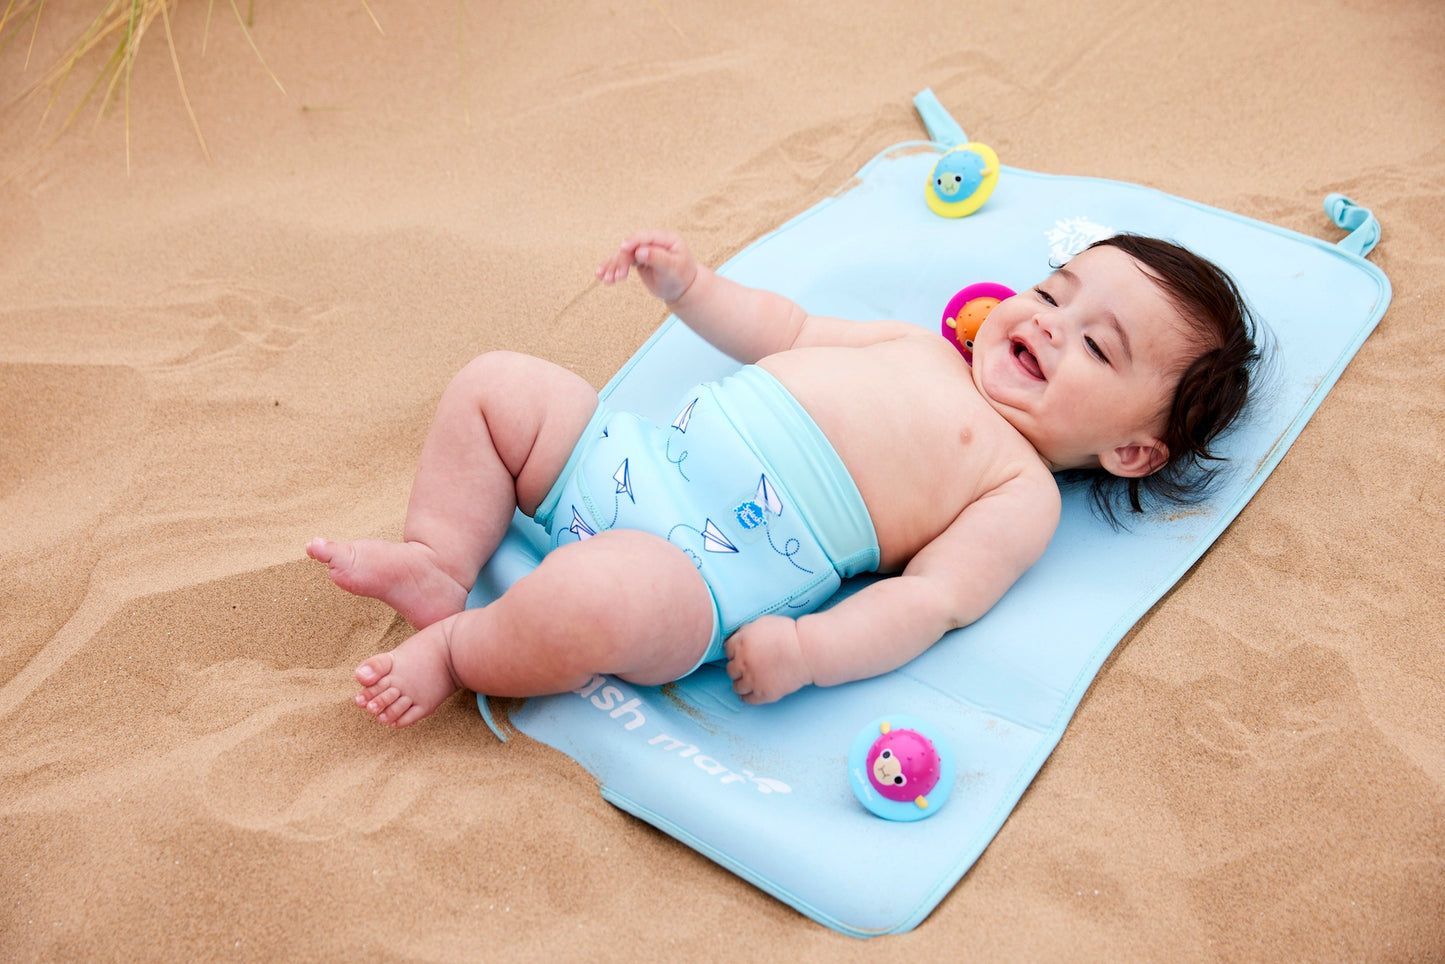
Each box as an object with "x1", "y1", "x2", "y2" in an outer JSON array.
[{"x1": 707, "y1": 366, "x2": 880, "y2": 578}]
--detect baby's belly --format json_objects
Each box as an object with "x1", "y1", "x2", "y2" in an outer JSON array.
[
  {"x1": 760, "y1": 343, "x2": 1004, "y2": 567},
  {"x1": 812, "y1": 413, "x2": 994, "y2": 569}
]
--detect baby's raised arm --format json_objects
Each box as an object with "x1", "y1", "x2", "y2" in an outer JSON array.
[{"x1": 597, "y1": 229, "x2": 917, "y2": 362}]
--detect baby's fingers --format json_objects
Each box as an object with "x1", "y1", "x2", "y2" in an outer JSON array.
[
  {"x1": 595, "y1": 229, "x2": 695, "y2": 301},
  {"x1": 725, "y1": 658, "x2": 751, "y2": 694},
  {"x1": 595, "y1": 248, "x2": 636, "y2": 285},
  {"x1": 619, "y1": 228, "x2": 682, "y2": 256}
]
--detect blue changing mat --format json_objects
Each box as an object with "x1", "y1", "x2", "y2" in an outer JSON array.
[{"x1": 466, "y1": 93, "x2": 1390, "y2": 936}]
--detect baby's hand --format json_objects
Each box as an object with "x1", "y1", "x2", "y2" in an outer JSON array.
[
  {"x1": 725, "y1": 616, "x2": 813, "y2": 705},
  {"x1": 595, "y1": 229, "x2": 699, "y2": 303}
]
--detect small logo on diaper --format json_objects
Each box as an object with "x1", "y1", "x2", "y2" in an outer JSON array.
[
  {"x1": 727, "y1": 474, "x2": 784, "y2": 543},
  {"x1": 734, "y1": 500, "x2": 766, "y2": 530}
]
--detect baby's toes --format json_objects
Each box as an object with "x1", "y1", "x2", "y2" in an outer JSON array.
[
  {"x1": 355, "y1": 653, "x2": 394, "y2": 688},
  {"x1": 378, "y1": 694, "x2": 414, "y2": 726},
  {"x1": 390, "y1": 701, "x2": 434, "y2": 728},
  {"x1": 359, "y1": 684, "x2": 403, "y2": 718}
]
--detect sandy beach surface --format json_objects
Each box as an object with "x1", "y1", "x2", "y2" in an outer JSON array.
[{"x1": 3, "y1": 1, "x2": 1442, "y2": 959}]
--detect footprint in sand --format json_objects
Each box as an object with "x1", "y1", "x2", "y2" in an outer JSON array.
[{"x1": 158, "y1": 283, "x2": 332, "y2": 374}]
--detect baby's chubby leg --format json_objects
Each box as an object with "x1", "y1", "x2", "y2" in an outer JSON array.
[
  {"x1": 308, "y1": 351, "x2": 598, "y2": 629},
  {"x1": 353, "y1": 530, "x2": 715, "y2": 726}
]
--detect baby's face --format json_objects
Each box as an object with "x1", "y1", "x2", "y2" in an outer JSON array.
[{"x1": 970, "y1": 245, "x2": 1196, "y2": 476}]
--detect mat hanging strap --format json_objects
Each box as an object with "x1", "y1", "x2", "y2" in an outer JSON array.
[
  {"x1": 913, "y1": 88, "x2": 967, "y2": 148},
  {"x1": 1324, "y1": 193, "x2": 1381, "y2": 258}
]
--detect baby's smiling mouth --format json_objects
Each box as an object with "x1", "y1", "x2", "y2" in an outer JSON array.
[{"x1": 1012, "y1": 339, "x2": 1044, "y2": 380}]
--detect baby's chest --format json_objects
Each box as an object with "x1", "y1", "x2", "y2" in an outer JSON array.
[{"x1": 846, "y1": 414, "x2": 1018, "y2": 536}]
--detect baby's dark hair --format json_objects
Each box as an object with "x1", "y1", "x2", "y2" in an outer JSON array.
[{"x1": 1067, "y1": 233, "x2": 1260, "y2": 525}]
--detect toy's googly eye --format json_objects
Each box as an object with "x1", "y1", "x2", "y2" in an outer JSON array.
[
  {"x1": 880, "y1": 750, "x2": 893, "y2": 760},
  {"x1": 892, "y1": 774, "x2": 906, "y2": 786}
]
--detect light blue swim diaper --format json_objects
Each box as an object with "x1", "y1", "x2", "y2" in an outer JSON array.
[{"x1": 532, "y1": 364, "x2": 880, "y2": 677}]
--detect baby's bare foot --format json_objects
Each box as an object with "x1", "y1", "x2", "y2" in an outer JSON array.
[
  {"x1": 306, "y1": 537, "x2": 468, "y2": 629},
  {"x1": 353, "y1": 630, "x2": 461, "y2": 728}
]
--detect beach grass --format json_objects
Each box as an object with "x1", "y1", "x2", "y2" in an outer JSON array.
[{"x1": 1, "y1": 1, "x2": 379, "y2": 168}]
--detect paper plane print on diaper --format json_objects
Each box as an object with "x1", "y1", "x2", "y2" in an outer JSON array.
[
  {"x1": 672, "y1": 398, "x2": 698, "y2": 432},
  {"x1": 702, "y1": 519, "x2": 739, "y2": 553},
  {"x1": 568, "y1": 507, "x2": 596, "y2": 540},
  {"x1": 614, "y1": 459, "x2": 634, "y2": 503},
  {"x1": 756, "y1": 474, "x2": 783, "y2": 516}
]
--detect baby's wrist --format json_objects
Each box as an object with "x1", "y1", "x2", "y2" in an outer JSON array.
[
  {"x1": 663, "y1": 264, "x2": 704, "y2": 309},
  {"x1": 788, "y1": 616, "x2": 817, "y2": 689}
]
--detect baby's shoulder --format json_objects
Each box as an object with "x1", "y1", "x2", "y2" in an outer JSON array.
[
  {"x1": 953, "y1": 459, "x2": 1060, "y2": 570},
  {"x1": 963, "y1": 442, "x2": 1061, "y2": 540},
  {"x1": 1007, "y1": 457, "x2": 1062, "y2": 518}
]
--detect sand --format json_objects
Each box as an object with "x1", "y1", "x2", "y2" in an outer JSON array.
[{"x1": 2, "y1": 0, "x2": 1442, "y2": 959}]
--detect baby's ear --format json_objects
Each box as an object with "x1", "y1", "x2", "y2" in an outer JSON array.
[{"x1": 1101, "y1": 440, "x2": 1168, "y2": 478}]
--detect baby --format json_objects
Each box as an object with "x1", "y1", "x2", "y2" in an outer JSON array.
[{"x1": 308, "y1": 229, "x2": 1257, "y2": 725}]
